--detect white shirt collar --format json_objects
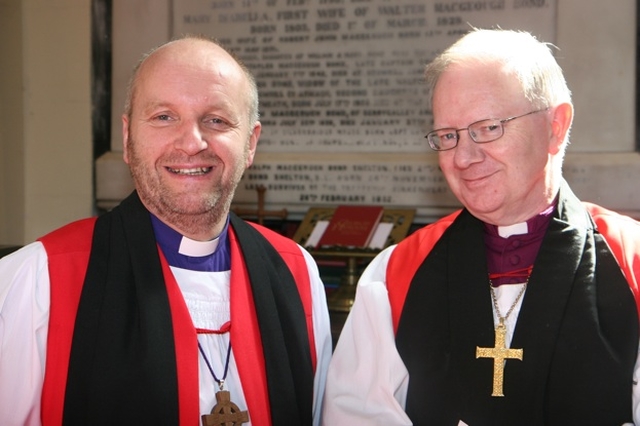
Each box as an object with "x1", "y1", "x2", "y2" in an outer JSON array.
[
  {"x1": 178, "y1": 236, "x2": 220, "y2": 257},
  {"x1": 497, "y1": 222, "x2": 528, "y2": 238}
]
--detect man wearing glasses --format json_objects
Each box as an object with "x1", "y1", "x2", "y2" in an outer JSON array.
[{"x1": 322, "y1": 28, "x2": 640, "y2": 425}]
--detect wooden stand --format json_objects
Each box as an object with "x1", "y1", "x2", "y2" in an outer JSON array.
[
  {"x1": 293, "y1": 207, "x2": 415, "y2": 313},
  {"x1": 233, "y1": 185, "x2": 287, "y2": 225}
]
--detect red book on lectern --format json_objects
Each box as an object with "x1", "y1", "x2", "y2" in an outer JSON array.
[{"x1": 317, "y1": 205, "x2": 384, "y2": 248}]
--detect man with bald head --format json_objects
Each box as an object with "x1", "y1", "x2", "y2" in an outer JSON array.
[{"x1": 0, "y1": 36, "x2": 331, "y2": 426}]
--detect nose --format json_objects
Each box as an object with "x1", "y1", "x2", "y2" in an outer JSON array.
[
  {"x1": 174, "y1": 120, "x2": 208, "y2": 155},
  {"x1": 452, "y1": 130, "x2": 484, "y2": 168}
]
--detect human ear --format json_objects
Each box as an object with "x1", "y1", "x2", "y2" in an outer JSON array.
[
  {"x1": 122, "y1": 114, "x2": 131, "y2": 164},
  {"x1": 549, "y1": 103, "x2": 573, "y2": 155},
  {"x1": 246, "y1": 121, "x2": 261, "y2": 167}
]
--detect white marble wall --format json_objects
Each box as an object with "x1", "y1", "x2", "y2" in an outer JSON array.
[{"x1": 98, "y1": 0, "x2": 640, "y2": 220}]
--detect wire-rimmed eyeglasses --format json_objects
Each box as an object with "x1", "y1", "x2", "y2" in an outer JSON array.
[{"x1": 425, "y1": 108, "x2": 549, "y2": 151}]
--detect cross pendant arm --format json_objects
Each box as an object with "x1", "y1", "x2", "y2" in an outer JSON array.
[
  {"x1": 202, "y1": 390, "x2": 249, "y2": 426},
  {"x1": 475, "y1": 322, "x2": 523, "y2": 397}
]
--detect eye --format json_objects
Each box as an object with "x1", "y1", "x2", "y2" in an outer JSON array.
[
  {"x1": 470, "y1": 120, "x2": 503, "y2": 142},
  {"x1": 206, "y1": 117, "x2": 225, "y2": 125},
  {"x1": 476, "y1": 120, "x2": 502, "y2": 133},
  {"x1": 150, "y1": 113, "x2": 175, "y2": 123},
  {"x1": 440, "y1": 131, "x2": 457, "y2": 140},
  {"x1": 472, "y1": 121, "x2": 502, "y2": 137},
  {"x1": 203, "y1": 116, "x2": 233, "y2": 131}
]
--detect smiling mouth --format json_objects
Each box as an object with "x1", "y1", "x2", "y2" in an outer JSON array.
[
  {"x1": 166, "y1": 167, "x2": 212, "y2": 176},
  {"x1": 464, "y1": 170, "x2": 498, "y2": 184}
]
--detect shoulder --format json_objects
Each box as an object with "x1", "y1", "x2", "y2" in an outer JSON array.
[
  {"x1": 583, "y1": 202, "x2": 640, "y2": 244},
  {"x1": 390, "y1": 209, "x2": 462, "y2": 265},
  {"x1": 584, "y1": 202, "x2": 640, "y2": 227},
  {"x1": 0, "y1": 241, "x2": 50, "y2": 313},
  {"x1": 385, "y1": 210, "x2": 462, "y2": 332},
  {"x1": 245, "y1": 221, "x2": 303, "y2": 256},
  {"x1": 38, "y1": 217, "x2": 97, "y2": 256},
  {"x1": 584, "y1": 202, "x2": 640, "y2": 296},
  {"x1": 0, "y1": 241, "x2": 49, "y2": 277}
]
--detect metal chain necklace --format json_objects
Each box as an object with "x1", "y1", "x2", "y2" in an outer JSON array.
[
  {"x1": 475, "y1": 278, "x2": 528, "y2": 397},
  {"x1": 489, "y1": 278, "x2": 528, "y2": 325}
]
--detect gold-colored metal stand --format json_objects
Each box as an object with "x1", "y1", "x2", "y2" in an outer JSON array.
[{"x1": 315, "y1": 252, "x2": 377, "y2": 312}]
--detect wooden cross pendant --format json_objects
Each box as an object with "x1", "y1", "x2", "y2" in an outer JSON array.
[
  {"x1": 202, "y1": 390, "x2": 249, "y2": 426},
  {"x1": 475, "y1": 321, "x2": 523, "y2": 397}
]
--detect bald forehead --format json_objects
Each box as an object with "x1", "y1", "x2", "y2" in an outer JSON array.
[
  {"x1": 126, "y1": 37, "x2": 254, "y2": 119},
  {"x1": 434, "y1": 62, "x2": 526, "y2": 109},
  {"x1": 141, "y1": 38, "x2": 242, "y2": 79}
]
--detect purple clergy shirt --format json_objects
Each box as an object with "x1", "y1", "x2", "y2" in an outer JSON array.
[
  {"x1": 150, "y1": 214, "x2": 231, "y2": 272},
  {"x1": 483, "y1": 205, "x2": 555, "y2": 286}
]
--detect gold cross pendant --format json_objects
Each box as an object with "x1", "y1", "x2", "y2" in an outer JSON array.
[
  {"x1": 202, "y1": 390, "x2": 249, "y2": 426},
  {"x1": 475, "y1": 321, "x2": 523, "y2": 397}
]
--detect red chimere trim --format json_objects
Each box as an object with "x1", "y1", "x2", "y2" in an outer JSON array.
[
  {"x1": 159, "y1": 250, "x2": 200, "y2": 425},
  {"x1": 227, "y1": 224, "x2": 316, "y2": 426},
  {"x1": 228, "y1": 227, "x2": 271, "y2": 425},
  {"x1": 39, "y1": 218, "x2": 97, "y2": 426},
  {"x1": 387, "y1": 210, "x2": 461, "y2": 333},
  {"x1": 584, "y1": 202, "x2": 640, "y2": 317},
  {"x1": 243, "y1": 222, "x2": 317, "y2": 369}
]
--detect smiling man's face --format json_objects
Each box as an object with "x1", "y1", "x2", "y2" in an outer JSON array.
[
  {"x1": 433, "y1": 62, "x2": 556, "y2": 226},
  {"x1": 122, "y1": 38, "x2": 260, "y2": 239}
]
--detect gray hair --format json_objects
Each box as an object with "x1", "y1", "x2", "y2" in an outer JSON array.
[
  {"x1": 424, "y1": 28, "x2": 572, "y2": 111},
  {"x1": 123, "y1": 34, "x2": 260, "y2": 129}
]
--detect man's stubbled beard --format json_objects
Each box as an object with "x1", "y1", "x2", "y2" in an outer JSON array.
[{"x1": 126, "y1": 134, "x2": 249, "y2": 238}]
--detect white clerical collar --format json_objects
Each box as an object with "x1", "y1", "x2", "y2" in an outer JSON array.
[
  {"x1": 494, "y1": 204, "x2": 556, "y2": 239},
  {"x1": 497, "y1": 222, "x2": 528, "y2": 238},
  {"x1": 178, "y1": 235, "x2": 220, "y2": 257}
]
